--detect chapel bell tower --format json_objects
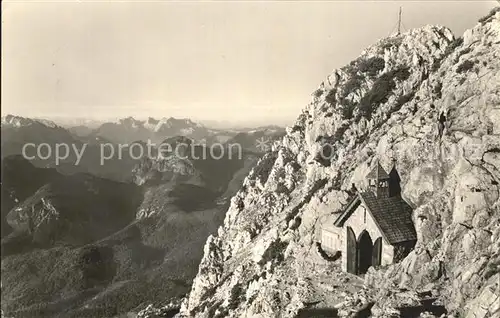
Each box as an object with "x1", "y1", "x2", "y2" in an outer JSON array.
[{"x1": 367, "y1": 161, "x2": 391, "y2": 198}]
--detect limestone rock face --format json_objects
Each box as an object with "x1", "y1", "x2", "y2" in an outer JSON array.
[{"x1": 178, "y1": 8, "x2": 500, "y2": 318}]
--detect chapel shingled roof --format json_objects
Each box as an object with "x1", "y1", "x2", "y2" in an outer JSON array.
[
  {"x1": 333, "y1": 191, "x2": 417, "y2": 244},
  {"x1": 359, "y1": 191, "x2": 417, "y2": 244}
]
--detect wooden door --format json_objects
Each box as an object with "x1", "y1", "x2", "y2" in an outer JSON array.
[
  {"x1": 372, "y1": 237, "x2": 382, "y2": 267},
  {"x1": 346, "y1": 226, "x2": 357, "y2": 274}
]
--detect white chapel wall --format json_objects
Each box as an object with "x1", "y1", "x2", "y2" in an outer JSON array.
[
  {"x1": 321, "y1": 227, "x2": 342, "y2": 252},
  {"x1": 344, "y1": 204, "x2": 383, "y2": 243}
]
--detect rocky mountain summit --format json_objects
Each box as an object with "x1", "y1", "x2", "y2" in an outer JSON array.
[{"x1": 176, "y1": 9, "x2": 500, "y2": 318}]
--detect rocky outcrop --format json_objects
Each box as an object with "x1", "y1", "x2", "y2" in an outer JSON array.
[
  {"x1": 4, "y1": 169, "x2": 142, "y2": 248},
  {"x1": 178, "y1": 8, "x2": 500, "y2": 318}
]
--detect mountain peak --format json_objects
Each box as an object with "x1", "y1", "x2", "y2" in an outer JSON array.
[
  {"x1": 1, "y1": 114, "x2": 58, "y2": 129},
  {"x1": 117, "y1": 116, "x2": 143, "y2": 127}
]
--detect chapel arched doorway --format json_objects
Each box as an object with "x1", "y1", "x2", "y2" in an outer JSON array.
[{"x1": 357, "y1": 230, "x2": 373, "y2": 274}]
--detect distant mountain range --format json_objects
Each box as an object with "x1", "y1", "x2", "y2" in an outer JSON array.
[
  {"x1": 2, "y1": 115, "x2": 60, "y2": 129},
  {"x1": 1, "y1": 114, "x2": 285, "y2": 180},
  {"x1": 1, "y1": 115, "x2": 138, "y2": 182},
  {"x1": 82, "y1": 116, "x2": 286, "y2": 146},
  {"x1": 20, "y1": 115, "x2": 286, "y2": 146},
  {"x1": 87, "y1": 117, "x2": 211, "y2": 144}
]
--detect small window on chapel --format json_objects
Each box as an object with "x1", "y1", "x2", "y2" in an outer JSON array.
[{"x1": 378, "y1": 180, "x2": 388, "y2": 187}]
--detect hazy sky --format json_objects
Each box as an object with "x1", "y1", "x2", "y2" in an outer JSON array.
[{"x1": 2, "y1": 1, "x2": 497, "y2": 126}]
